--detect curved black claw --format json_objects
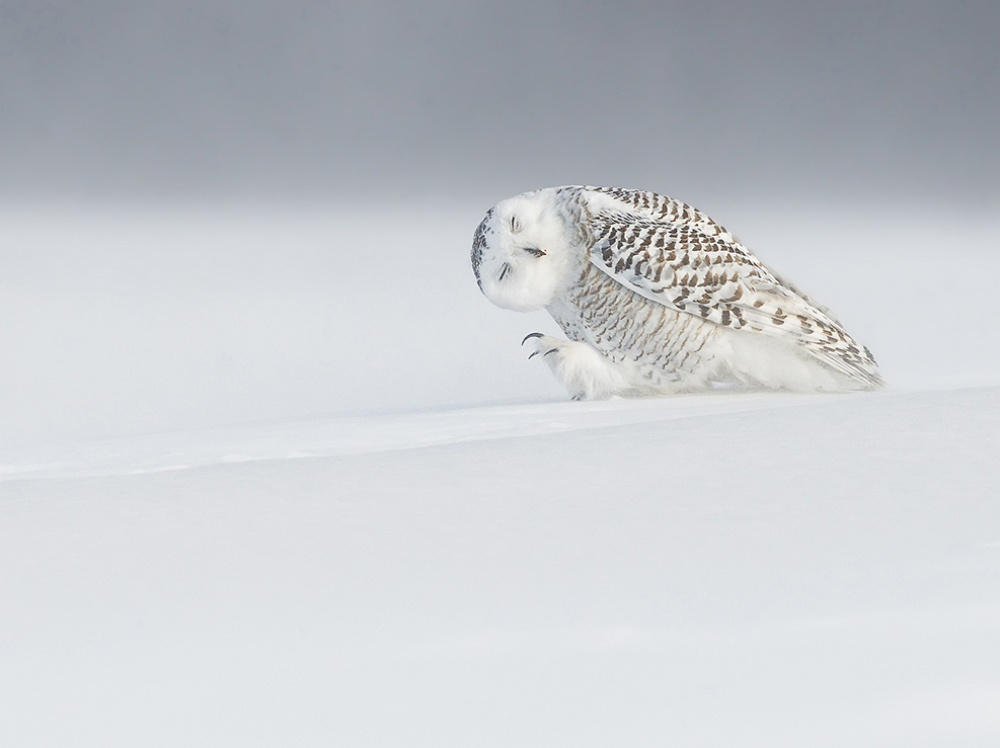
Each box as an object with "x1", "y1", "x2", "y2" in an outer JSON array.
[
  {"x1": 521, "y1": 332, "x2": 544, "y2": 346},
  {"x1": 528, "y1": 347, "x2": 560, "y2": 361}
]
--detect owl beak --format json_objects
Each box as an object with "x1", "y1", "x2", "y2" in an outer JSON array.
[{"x1": 498, "y1": 262, "x2": 511, "y2": 281}]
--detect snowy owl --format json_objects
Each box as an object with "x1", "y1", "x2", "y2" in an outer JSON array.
[{"x1": 471, "y1": 186, "x2": 882, "y2": 399}]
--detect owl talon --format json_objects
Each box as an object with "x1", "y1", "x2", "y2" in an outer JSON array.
[
  {"x1": 519, "y1": 334, "x2": 625, "y2": 399},
  {"x1": 528, "y1": 347, "x2": 558, "y2": 360},
  {"x1": 521, "y1": 332, "x2": 544, "y2": 346}
]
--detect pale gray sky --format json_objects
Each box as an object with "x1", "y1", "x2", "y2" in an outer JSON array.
[{"x1": 1, "y1": 0, "x2": 997, "y2": 202}]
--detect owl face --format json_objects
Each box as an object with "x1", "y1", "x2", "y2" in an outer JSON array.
[{"x1": 471, "y1": 190, "x2": 574, "y2": 312}]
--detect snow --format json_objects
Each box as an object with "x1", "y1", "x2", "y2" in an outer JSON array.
[{"x1": 2, "y1": 202, "x2": 999, "y2": 746}]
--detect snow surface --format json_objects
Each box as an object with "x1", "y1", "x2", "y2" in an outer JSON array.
[{"x1": 2, "y1": 203, "x2": 999, "y2": 746}]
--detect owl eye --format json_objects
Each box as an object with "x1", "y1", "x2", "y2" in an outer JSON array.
[
  {"x1": 521, "y1": 246, "x2": 546, "y2": 258},
  {"x1": 509, "y1": 215, "x2": 522, "y2": 233}
]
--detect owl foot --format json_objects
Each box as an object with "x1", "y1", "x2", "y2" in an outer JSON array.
[{"x1": 521, "y1": 333, "x2": 629, "y2": 400}]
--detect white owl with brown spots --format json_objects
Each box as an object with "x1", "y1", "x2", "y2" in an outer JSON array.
[{"x1": 471, "y1": 186, "x2": 882, "y2": 399}]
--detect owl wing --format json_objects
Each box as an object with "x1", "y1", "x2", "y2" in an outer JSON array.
[{"x1": 580, "y1": 188, "x2": 882, "y2": 386}]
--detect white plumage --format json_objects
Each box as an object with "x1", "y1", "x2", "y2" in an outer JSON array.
[{"x1": 471, "y1": 186, "x2": 882, "y2": 399}]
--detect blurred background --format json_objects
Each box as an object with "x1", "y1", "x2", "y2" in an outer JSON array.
[
  {"x1": 1, "y1": 0, "x2": 998, "y2": 449},
  {"x1": 2, "y1": 0, "x2": 996, "y2": 204}
]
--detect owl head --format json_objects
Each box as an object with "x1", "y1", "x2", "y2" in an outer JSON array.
[{"x1": 471, "y1": 189, "x2": 576, "y2": 312}]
